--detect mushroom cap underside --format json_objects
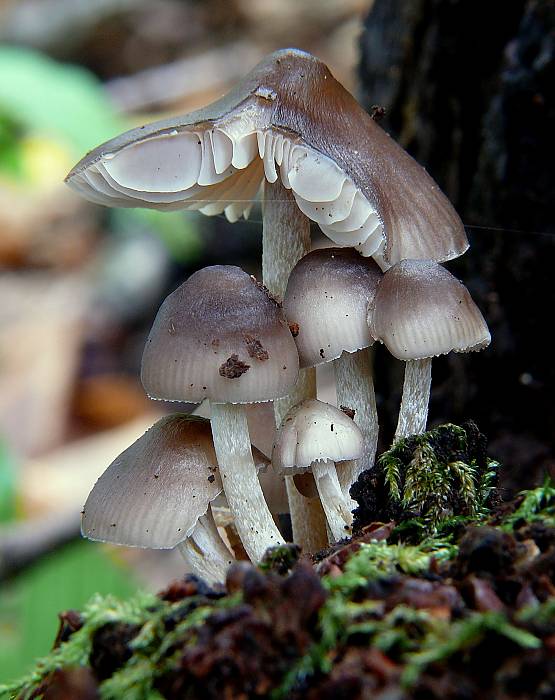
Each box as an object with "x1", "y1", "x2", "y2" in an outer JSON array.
[{"x1": 67, "y1": 49, "x2": 467, "y2": 268}]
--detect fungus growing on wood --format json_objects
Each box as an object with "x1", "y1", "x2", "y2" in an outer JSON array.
[
  {"x1": 141, "y1": 265, "x2": 299, "y2": 561},
  {"x1": 368, "y1": 259, "x2": 491, "y2": 438},
  {"x1": 272, "y1": 399, "x2": 363, "y2": 541}
]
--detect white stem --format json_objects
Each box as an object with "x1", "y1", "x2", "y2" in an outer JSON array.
[
  {"x1": 395, "y1": 358, "x2": 433, "y2": 439},
  {"x1": 333, "y1": 348, "x2": 379, "y2": 496},
  {"x1": 263, "y1": 179, "x2": 327, "y2": 551},
  {"x1": 210, "y1": 402, "x2": 284, "y2": 562},
  {"x1": 284, "y1": 472, "x2": 329, "y2": 552},
  {"x1": 262, "y1": 179, "x2": 311, "y2": 303},
  {"x1": 177, "y1": 509, "x2": 234, "y2": 584},
  {"x1": 311, "y1": 460, "x2": 353, "y2": 542}
]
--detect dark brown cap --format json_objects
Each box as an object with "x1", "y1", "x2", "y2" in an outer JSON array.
[
  {"x1": 283, "y1": 247, "x2": 383, "y2": 367},
  {"x1": 66, "y1": 49, "x2": 467, "y2": 265},
  {"x1": 141, "y1": 265, "x2": 299, "y2": 403},
  {"x1": 368, "y1": 259, "x2": 491, "y2": 360},
  {"x1": 81, "y1": 415, "x2": 221, "y2": 548}
]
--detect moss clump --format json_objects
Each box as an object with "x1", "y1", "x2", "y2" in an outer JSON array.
[
  {"x1": 259, "y1": 543, "x2": 301, "y2": 575},
  {"x1": 351, "y1": 420, "x2": 500, "y2": 533}
]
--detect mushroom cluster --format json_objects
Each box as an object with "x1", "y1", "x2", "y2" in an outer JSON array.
[{"x1": 69, "y1": 49, "x2": 490, "y2": 581}]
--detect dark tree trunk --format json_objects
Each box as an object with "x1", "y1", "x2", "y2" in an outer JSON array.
[{"x1": 359, "y1": 0, "x2": 555, "y2": 490}]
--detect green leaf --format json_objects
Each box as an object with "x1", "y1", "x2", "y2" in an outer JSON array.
[
  {"x1": 0, "y1": 438, "x2": 17, "y2": 523},
  {"x1": 0, "y1": 47, "x2": 125, "y2": 155}
]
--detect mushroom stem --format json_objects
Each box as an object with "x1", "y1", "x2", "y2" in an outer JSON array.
[
  {"x1": 262, "y1": 179, "x2": 311, "y2": 303},
  {"x1": 395, "y1": 357, "x2": 433, "y2": 439},
  {"x1": 177, "y1": 509, "x2": 234, "y2": 584},
  {"x1": 263, "y1": 178, "x2": 328, "y2": 551},
  {"x1": 210, "y1": 401, "x2": 284, "y2": 561},
  {"x1": 333, "y1": 348, "x2": 378, "y2": 495},
  {"x1": 310, "y1": 461, "x2": 353, "y2": 542}
]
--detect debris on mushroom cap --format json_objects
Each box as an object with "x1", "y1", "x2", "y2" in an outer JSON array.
[
  {"x1": 66, "y1": 48, "x2": 467, "y2": 268},
  {"x1": 81, "y1": 415, "x2": 223, "y2": 549},
  {"x1": 368, "y1": 259, "x2": 491, "y2": 361},
  {"x1": 283, "y1": 247, "x2": 383, "y2": 368},
  {"x1": 272, "y1": 398, "x2": 363, "y2": 474},
  {"x1": 141, "y1": 265, "x2": 299, "y2": 404}
]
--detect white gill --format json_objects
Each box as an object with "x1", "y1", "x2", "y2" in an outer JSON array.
[{"x1": 71, "y1": 126, "x2": 384, "y2": 256}]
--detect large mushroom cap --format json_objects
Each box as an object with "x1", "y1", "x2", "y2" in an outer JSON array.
[
  {"x1": 81, "y1": 415, "x2": 222, "y2": 549},
  {"x1": 141, "y1": 265, "x2": 299, "y2": 404},
  {"x1": 66, "y1": 48, "x2": 467, "y2": 268},
  {"x1": 272, "y1": 398, "x2": 363, "y2": 474},
  {"x1": 283, "y1": 247, "x2": 383, "y2": 367},
  {"x1": 368, "y1": 259, "x2": 491, "y2": 360}
]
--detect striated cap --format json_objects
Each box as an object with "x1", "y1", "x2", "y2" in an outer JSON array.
[
  {"x1": 66, "y1": 49, "x2": 467, "y2": 267},
  {"x1": 368, "y1": 259, "x2": 491, "y2": 360},
  {"x1": 141, "y1": 265, "x2": 299, "y2": 404},
  {"x1": 82, "y1": 414, "x2": 269, "y2": 548},
  {"x1": 272, "y1": 399, "x2": 363, "y2": 475},
  {"x1": 81, "y1": 415, "x2": 221, "y2": 548},
  {"x1": 283, "y1": 247, "x2": 383, "y2": 367}
]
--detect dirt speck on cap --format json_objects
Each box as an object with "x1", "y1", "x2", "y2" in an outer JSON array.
[
  {"x1": 244, "y1": 334, "x2": 269, "y2": 361},
  {"x1": 219, "y1": 355, "x2": 250, "y2": 379},
  {"x1": 289, "y1": 322, "x2": 300, "y2": 337},
  {"x1": 340, "y1": 405, "x2": 356, "y2": 420}
]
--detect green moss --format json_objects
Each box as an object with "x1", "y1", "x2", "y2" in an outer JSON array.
[
  {"x1": 370, "y1": 422, "x2": 500, "y2": 531},
  {"x1": 501, "y1": 477, "x2": 555, "y2": 531},
  {"x1": 259, "y1": 543, "x2": 301, "y2": 575}
]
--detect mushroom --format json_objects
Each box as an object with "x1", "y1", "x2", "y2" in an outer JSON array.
[
  {"x1": 65, "y1": 48, "x2": 467, "y2": 273},
  {"x1": 283, "y1": 247, "x2": 383, "y2": 493},
  {"x1": 272, "y1": 399, "x2": 363, "y2": 542},
  {"x1": 81, "y1": 414, "x2": 234, "y2": 583},
  {"x1": 141, "y1": 265, "x2": 299, "y2": 561},
  {"x1": 367, "y1": 259, "x2": 491, "y2": 439}
]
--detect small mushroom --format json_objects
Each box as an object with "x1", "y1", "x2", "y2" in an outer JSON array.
[
  {"x1": 141, "y1": 265, "x2": 300, "y2": 561},
  {"x1": 81, "y1": 414, "x2": 233, "y2": 583},
  {"x1": 368, "y1": 259, "x2": 491, "y2": 438},
  {"x1": 272, "y1": 399, "x2": 363, "y2": 542},
  {"x1": 283, "y1": 247, "x2": 383, "y2": 492}
]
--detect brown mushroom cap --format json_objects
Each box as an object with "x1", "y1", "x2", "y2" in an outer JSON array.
[
  {"x1": 81, "y1": 415, "x2": 221, "y2": 548},
  {"x1": 368, "y1": 259, "x2": 491, "y2": 360},
  {"x1": 283, "y1": 247, "x2": 383, "y2": 367},
  {"x1": 66, "y1": 49, "x2": 467, "y2": 267},
  {"x1": 141, "y1": 265, "x2": 299, "y2": 404}
]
